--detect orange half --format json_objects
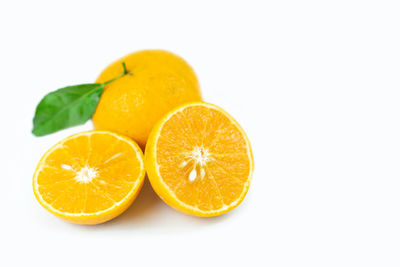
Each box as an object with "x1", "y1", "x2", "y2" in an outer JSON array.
[
  {"x1": 145, "y1": 102, "x2": 254, "y2": 217},
  {"x1": 33, "y1": 131, "x2": 145, "y2": 224}
]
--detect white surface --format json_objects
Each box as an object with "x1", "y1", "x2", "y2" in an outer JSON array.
[{"x1": 1, "y1": 0, "x2": 400, "y2": 266}]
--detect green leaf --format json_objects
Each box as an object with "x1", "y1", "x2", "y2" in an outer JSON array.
[{"x1": 32, "y1": 83, "x2": 104, "y2": 136}]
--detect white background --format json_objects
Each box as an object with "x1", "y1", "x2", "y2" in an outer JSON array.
[{"x1": 1, "y1": 0, "x2": 399, "y2": 266}]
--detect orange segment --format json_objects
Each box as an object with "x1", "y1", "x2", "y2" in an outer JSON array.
[
  {"x1": 33, "y1": 131, "x2": 145, "y2": 224},
  {"x1": 145, "y1": 102, "x2": 254, "y2": 217}
]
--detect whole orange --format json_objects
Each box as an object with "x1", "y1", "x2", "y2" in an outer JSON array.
[{"x1": 92, "y1": 50, "x2": 202, "y2": 148}]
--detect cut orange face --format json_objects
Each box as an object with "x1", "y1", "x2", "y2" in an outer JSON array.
[
  {"x1": 145, "y1": 102, "x2": 254, "y2": 217},
  {"x1": 33, "y1": 131, "x2": 145, "y2": 225}
]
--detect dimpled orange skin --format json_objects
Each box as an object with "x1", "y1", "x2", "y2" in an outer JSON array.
[{"x1": 92, "y1": 50, "x2": 202, "y2": 149}]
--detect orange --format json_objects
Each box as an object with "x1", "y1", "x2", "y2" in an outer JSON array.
[
  {"x1": 145, "y1": 102, "x2": 254, "y2": 217},
  {"x1": 33, "y1": 131, "x2": 145, "y2": 225},
  {"x1": 92, "y1": 50, "x2": 202, "y2": 149}
]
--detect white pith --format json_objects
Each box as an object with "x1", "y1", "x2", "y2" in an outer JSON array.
[
  {"x1": 74, "y1": 166, "x2": 98, "y2": 183},
  {"x1": 183, "y1": 146, "x2": 211, "y2": 182}
]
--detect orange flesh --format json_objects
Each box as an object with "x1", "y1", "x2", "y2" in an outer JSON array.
[
  {"x1": 35, "y1": 132, "x2": 143, "y2": 214},
  {"x1": 156, "y1": 105, "x2": 252, "y2": 212}
]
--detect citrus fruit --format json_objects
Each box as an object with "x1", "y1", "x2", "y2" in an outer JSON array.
[
  {"x1": 145, "y1": 102, "x2": 254, "y2": 217},
  {"x1": 92, "y1": 49, "x2": 202, "y2": 149},
  {"x1": 33, "y1": 131, "x2": 145, "y2": 225}
]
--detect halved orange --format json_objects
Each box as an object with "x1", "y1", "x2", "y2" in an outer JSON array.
[
  {"x1": 33, "y1": 131, "x2": 145, "y2": 224},
  {"x1": 145, "y1": 102, "x2": 254, "y2": 217}
]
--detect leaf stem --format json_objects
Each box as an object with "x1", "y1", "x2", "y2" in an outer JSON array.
[
  {"x1": 102, "y1": 61, "x2": 128, "y2": 86},
  {"x1": 122, "y1": 61, "x2": 128, "y2": 75}
]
